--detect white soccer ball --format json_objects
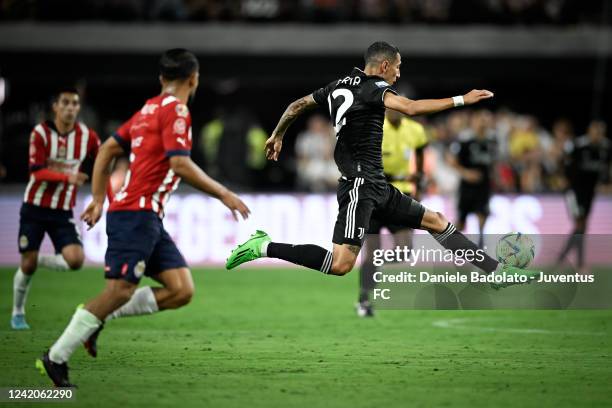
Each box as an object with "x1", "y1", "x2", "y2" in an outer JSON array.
[{"x1": 495, "y1": 232, "x2": 535, "y2": 268}]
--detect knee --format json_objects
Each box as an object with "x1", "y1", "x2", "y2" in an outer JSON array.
[
  {"x1": 330, "y1": 260, "x2": 354, "y2": 276},
  {"x1": 21, "y1": 256, "x2": 37, "y2": 275},
  {"x1": 172, "y1": 285, "x2": 194, "y2": 307},
  {"x1": 66, "y1": 256, "x2": 84, "y2": 271},
  {"x1": 63, "y1": 250, "x2": 84, "y2": 270},
  {"x1": 166, "y1": 274, "x2": 195, "y2": 307}
]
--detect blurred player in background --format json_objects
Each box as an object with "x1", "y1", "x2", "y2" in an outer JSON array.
[
  {"x1": 448, "y1": 110, "x2": 496, "y2": 248},
  {"x1": 558, "y1": 120, "x2": 610, "y2": 272},
  {"x1": 12, "y1": 88, "x2": 99, "y2": 330},
  {"x1": 357, "y1": 108, "x2": 428, "y2": 317},
  {"x1": 227, "y1": 41, "x2": 539, "y2": 290},
  {"x1": 38, "y1": 49, "x2": 250, "y2": 387}
]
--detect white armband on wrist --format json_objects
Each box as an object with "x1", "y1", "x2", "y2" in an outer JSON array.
[{"x1": 452, "y1": 95, "x2": 465, "y2": 107}]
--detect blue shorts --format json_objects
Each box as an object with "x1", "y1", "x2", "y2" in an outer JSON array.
[
  {"x1": 18, "y1": 203, "x2": 82, "y2": 254},
  {"x1": 104, "y1": 211, "x2": 187, "y2": 284}
]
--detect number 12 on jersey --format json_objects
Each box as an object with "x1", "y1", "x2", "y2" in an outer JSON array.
[{"x1": 327, "y1": 89, "x2": 354, "y2": 135}]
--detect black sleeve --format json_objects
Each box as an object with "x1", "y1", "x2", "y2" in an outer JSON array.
[
  {"x1": 312, "y1": 81, "x2": 336, "y2": 106},
  {"x1": 363, "y1": 79, "x2": 398, "y2": 107}
]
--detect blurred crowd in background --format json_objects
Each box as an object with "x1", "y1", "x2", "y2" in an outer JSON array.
[
  {"x1": 1, "y1": 0, "x2": 610, "y2": 194},
  {"x1": 1, "y1": 0, "x2": 609, "y2": 25},
  {"x1": 1, "y1": 95, "x2": 609, "y2": 195},
  {"x1": 287, "y1": 109, "x2": 611, "y2": 195}
]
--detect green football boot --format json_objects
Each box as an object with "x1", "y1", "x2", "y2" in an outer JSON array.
[
  {"x1": 226, "y1": 230, "x2": 271, "y2": 270},
  {"x1": 490, "y1": 264, "x2": 541, "y2": 290}
]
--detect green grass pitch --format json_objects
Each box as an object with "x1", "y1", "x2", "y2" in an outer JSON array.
[{"x1": 1, "y1": 266, "x2": 611, "y2": 408}]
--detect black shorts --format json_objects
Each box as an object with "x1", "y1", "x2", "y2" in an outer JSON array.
[
  {"x1": 105, "y1": 211, "x2": 187, "y2": 284},
  {"x1": 457, "y1": 187, "x2": 490, "y2": 224},
  {"x1": 368, "y1": 193, "x2": 415, "y2": 234},
  {"x1": 565, "y1": 187, "x2": 595, "y2": 219},
  {"x1": 18, "y1": 203, "x2": 82, "y2": 254},
  {"x1": 332, "y1": 177, "x2": 425, "y2": 246}
]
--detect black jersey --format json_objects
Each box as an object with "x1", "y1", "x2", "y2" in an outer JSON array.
[
  {"x1": 565, "y1": 135, "x2": 611, "y2": 191},
  {"x1": 450, "y1": 133, "x2": 496, "y2": 192},
  {"x1": 312, "y1": 67, "x2": 397, "y2": 183}
]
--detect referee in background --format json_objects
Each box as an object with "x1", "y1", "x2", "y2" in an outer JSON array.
[{"x1": 356, "y1": 108, "x2": 428, "y2": 317}]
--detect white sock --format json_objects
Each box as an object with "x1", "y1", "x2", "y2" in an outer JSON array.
[
  {"x1": 38, "y1": 254, "x2": 69, "y2": 271},
  {"x1": 260, "y1": 241, "x2": 270, "y2": 257},
  {"x1": 49, "y1": 308, "x2": 102, "y2": 363},
  {"x1": 12, "y1": 268, "x2": 33, "y2": 316},
  {"x1": 106, "y1": 287, "x2": 159, "y2": 321}
]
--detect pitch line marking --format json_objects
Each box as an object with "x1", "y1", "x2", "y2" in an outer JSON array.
[{"x1": 432, "y1": 318, "x2": 606, "y2": 336}]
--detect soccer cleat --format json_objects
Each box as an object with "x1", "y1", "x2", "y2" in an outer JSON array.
[
  {"x1": 10, "y1": 314, "x2": 30, "y2": 330},
  {"x1": 226, "y1": 230, "x2": 271, "y2": 270},
  {"x1": 84, "y1": 323, "x2": 104, "y2": 358},
  {"x1": 490, "y1": 264, "x2": 540, "y2": 290},
  {"x1": 355, "y1": 301, "x2": 374, "y2": 318},
  {"x1": 36, "y1": 351, "x2": 76, "y2": 388}
]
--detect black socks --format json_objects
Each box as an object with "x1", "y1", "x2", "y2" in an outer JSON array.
[
  {"x1": 431, "y1": 223, "x2": 499, "y2": 273},
  {"x1": 267, "y1": 243, "x2": 333, "y2": 274}
]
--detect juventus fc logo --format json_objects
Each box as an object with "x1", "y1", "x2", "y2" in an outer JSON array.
[{"x1": 358, "y1": 227, "x2": 365, "y2": 240}]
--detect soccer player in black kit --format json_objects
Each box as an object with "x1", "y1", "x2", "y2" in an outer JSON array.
[
  {"x1": 557, "y1": 120, "x2": 610, "y2": 272},
  {"x1": 448, "y1": 110, "x2": 497, "y2": 249},
  {"x1": 226, "y1": 41, "x2": 538, "y2": 289}
]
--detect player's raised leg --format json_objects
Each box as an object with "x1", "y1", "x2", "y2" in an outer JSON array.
[
  {"x1": 227, "y1": 177, "x2": 374, "y2": 275},
  {"x1": 420, "y1": 208, "x2": 539, "y2": 288},
  {"x1": 226, "y1": 229, "x2": 358, "y2": 276}
]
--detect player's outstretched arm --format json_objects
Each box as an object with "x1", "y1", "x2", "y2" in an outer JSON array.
[
  {"x1": 384, "y1": 89, "x2": 494, "y2": 116},
  {"x1": 169, "y1": 156, "x2": 250, "y2": 221},
  {"x1": 265, "y1": 94, "x2": 318, "y2": 161},
  {"x1": 81, "y1": 137, "x2": 124, "y2": 228}
]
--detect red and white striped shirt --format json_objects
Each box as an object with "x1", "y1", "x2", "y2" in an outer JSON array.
[
  {"x1": 109, "y1": 93, "x2": 192, "y2": 217},
  {"x1": 24, "y1": 121, "x2": 100, "y2": 210}
]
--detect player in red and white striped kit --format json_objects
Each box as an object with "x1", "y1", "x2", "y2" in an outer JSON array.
[{"x1": 12, "y1": 88, "x2": 100, "y2": 330}]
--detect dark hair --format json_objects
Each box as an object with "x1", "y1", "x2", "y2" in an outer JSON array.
[
  {"x1": 159, "y1": 48, "x2": 199, "y2": 81},
  {"x1": 364, "y1": 41, "x2": 400, "y2": 66},
  {"x1": 53, "y1": 86, "x2": 79, "y2": 102}
]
